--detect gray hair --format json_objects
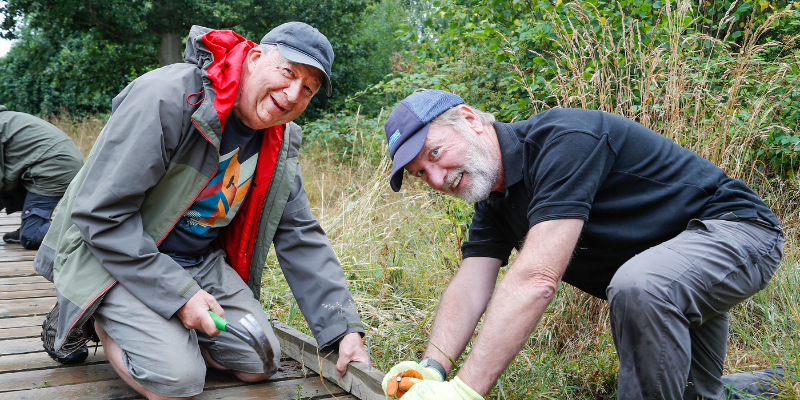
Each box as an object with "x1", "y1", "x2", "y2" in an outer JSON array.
[
  {"x1": 258, "y1": 43, "x2": 279, "y2": 55},
  {"x1": 431, "y1": 104, "x2": 496, "y2": 134}
]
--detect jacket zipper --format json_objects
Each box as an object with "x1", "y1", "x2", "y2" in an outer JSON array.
[{"x1": 157, "y1": 119, "x2": 219, "y2": 245}]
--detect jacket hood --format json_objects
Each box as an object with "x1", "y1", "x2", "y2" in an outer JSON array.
[{"x1": 184, "y1": 25, "x2": 256, "y2": 134}]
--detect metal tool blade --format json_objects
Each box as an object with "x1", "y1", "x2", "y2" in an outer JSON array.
[{"x1": 239, "y1": 313, "x2": 277, "y2": 375}]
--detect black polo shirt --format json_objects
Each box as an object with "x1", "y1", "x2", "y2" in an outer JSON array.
[{"x1": 461, "y1": 108, "x2": 779, "y2": 299}]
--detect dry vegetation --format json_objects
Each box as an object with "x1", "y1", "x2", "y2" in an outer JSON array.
[
  {"x1": 265, "y1": 2, "x2": 800, "y2": 398},
  {"x1": 50, "y1": 3, "x2": 799, "y2": 396}
]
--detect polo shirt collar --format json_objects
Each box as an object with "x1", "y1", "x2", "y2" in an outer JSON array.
[{"x1": 493, "y1": 122, "x2": 524, "y2": 190}]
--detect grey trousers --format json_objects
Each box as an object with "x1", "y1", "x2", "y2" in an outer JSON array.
[
  {"x1": 606, "y1": 216, "x2": 784, "y2": 400},
  {"x1": 94, "y1": 249, "x2": 281, "y2": 398}
]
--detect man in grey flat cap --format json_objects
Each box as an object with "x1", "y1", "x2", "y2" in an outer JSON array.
[{"x1": 35, "y1": 22, "x2": 368, "y2": 399}]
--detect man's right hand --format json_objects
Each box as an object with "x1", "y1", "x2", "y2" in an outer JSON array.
[
  {"x1": 175, "y1": 289, "x2": 224, "y2": 335},
  {"x1": 382, "y1": 361, "x2": 445, "y2": 399}
]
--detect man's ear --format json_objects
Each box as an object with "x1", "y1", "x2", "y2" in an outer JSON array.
[
  {"x1": 460, "y1": 105, "x2": 484, "y2": 134},
  {"x1": 245, "y1": 46, "x2": 264, "y2": 67}
]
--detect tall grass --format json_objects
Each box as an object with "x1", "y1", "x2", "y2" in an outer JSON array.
[
  {"x1": 48, "y1": 3, "x2": 799, "y2": 395},
  {"x1": 265, "y1": 1, "x2": 799, "y2": 399}
]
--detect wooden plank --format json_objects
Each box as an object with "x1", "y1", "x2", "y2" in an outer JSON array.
[
  {"x1": 0, "y1": 289, "x2": 55, "y2": 300},
  {"x1": 0, "y1": 348, "x2": 108, "y2": 373},
  {"x1": 0, "y1": 276, "x2": 50, "y2": 287},
  {"x1": 0, "y1": 315, "x2": 42, "y2": 329},
  {"x1": 0, "y1": 282, "x2": 54, "y2": 292},
  {"x1": 0, "y1": 376, "x2": 139, "y2": 400},
  {"x1": 0, "y1": 249, "x2": 36, "y2": 255},
  {"x1": 0, "y1": 362, "x2": 120, "y2": 393},
  {"x1": 194, "y1": 374, "x2": 348, "y2": 400},
  {"x1": 0, "y1": 325, "x2": 41, "y2": 340},
  {"x1": 0, "y1": 297, "x2": 55, "y2": 318},
  {"x1": 0, "y1": 255, "x2": 35, "y2": 263},
  {"x1": 273, "y1": 321, "x2": 384, "y2": 400},
  {"x1": 0, "y1": 359, "x2": 311, "y2": 394},
  {"x1": 0, "y1": 337, "x2": 51, "y2": 356},
  {"x1": 0, "y1": 373, "x2": 346, "y2": 400},
  {"x1": 0, "y1": 262, "x2": 39, "y2": 278}
]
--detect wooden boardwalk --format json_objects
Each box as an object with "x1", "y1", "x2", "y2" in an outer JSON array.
[{"x1": 0, "y1": 212, "x2": 383, "y2": 399}]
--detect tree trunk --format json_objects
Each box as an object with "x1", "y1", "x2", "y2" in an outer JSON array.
[{"x1": 157, "y1": 32, "x2": 183, "y2": 67}]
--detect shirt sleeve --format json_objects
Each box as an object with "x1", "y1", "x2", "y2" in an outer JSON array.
[
  {"x1": 526, "y1": 130, "x2": 616, "y2": 227},
  {"x1": 272, "y1": 162, "x2": 365, "y2": 349},
  {"x1": 461, "y1": 200, "x2": 516, "y2": 265}
]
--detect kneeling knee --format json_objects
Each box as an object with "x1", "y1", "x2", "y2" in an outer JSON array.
[{"x1": 233, "y1": 370, "x2": 272, "y2": 383}]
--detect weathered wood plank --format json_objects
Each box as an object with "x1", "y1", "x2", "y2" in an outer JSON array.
[
  {"x1": 0, "y1": 283, "x2": 54, "y2": 294},
  {"x1": 0, "y1": 349, "x2": 108, "y2": 373},
  {"x1": 0, "y1": 262, "x2": 39, "y2": 278},
  {"x1": 0, "y1": 255, "x2": 35, "y2": 263},
  {"x1": 0, "y1": 360, "x2": 312, "y2": 394},
  {"x1": 0, "y1": 276, "x2": 50, "y2": 287},
  {"x1": 0, "y1": 315, "x2": 42, "y2": 329},
  {"x1": 194, "y1": 374, "x2": 348, "y2": 400},
  {"x1": 0, "y1": 289, "x2": 55, "y2": 300},
  {"x1": 0, "y1": 325, "x2": 41, "y2": 340},
  {"x1": 0, "y1": 337, "x2": 51, "y2": 356},
  {"x1": 0, "y1": 373, "x2": 346, "y2": 400},
  {"x1": 0, "y1": 297, "x2": 55, "y2": 318},
  {"x1": 273, "y1": 322, "x2": 384, "y2": 400},
  {"x1": 0, "y1": 376, "x2": 139, "y2": 400},
  {"x1": 0, "y1": 250, "x2": 37, "y2": 257},
  {"x1": 0, "y1": 362, "x2": 120, "y2": 393}
]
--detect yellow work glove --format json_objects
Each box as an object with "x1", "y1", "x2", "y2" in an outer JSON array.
[
  {"x1": 401, "y1": 376, "x2": 484, "y2": 400},
  {"x1": 382, "y1": 361, "x2": 444, "y2": 399}
]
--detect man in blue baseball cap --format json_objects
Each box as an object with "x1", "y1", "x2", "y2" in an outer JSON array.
[
  {"x1": 380, "y1": 90, "x2": 788, "y2": 399},
  {"x1": 35, "y1": 22, "x2": 368, "y2": 399}
]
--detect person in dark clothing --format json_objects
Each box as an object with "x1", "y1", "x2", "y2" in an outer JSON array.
[
  {"x1": 379, "y1": 90, "x2": 789, "y2": 400},
  {"x1": 0, "y1": 107, "x2": 83, "y2": 249}
]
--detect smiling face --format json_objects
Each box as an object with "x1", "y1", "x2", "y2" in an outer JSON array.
[
  {"x1": 233, "y1": 46, "x2": 323, "y2": 129},
  {"x1": 404, "y1": 110, "x2": 502, "y2": 203}
]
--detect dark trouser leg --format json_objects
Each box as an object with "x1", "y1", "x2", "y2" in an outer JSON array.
[
  {"x1": 606, "y1": 218, "x2": 783, "y2": 400},
  {"x1": 19, "y1": 192, "x2": 61, "y2": 250},
  {"x1": 721, "y1": 367, "x2": 797, "y2": 399}
]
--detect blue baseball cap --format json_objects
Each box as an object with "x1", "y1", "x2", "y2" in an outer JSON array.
[{"x1": 384, "y1": 90, "x2": 465, "y2": 192}]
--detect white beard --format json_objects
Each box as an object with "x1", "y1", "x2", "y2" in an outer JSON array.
[{"x1": 442, "y1": 133, "x2": 499, "y2": 203}]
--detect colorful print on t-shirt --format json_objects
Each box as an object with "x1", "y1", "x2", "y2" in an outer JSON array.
[{"x1": 180, "y1": 147, "x2": 259, "y2": 235}]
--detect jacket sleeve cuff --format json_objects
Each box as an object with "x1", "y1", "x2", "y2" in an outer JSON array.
[
  {"x1": 164, "y1": 279, "x2": 200, "y2": 318},
  {"x1": 316, "y1": 318, "x2": 366, "y2": 351}
]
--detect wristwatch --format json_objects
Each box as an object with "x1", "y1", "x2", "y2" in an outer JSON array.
[{"x1": 419, "y1": 358, "x2": 447, "y2": 381}]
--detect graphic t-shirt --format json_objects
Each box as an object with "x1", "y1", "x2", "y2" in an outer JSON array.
[{"x1": 159, "y1": 112, "x2": 263, "y2": 266}]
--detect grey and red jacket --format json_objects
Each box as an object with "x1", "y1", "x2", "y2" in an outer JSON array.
[{"x1": 34, "y1": 26, "x2": 364, "y2": 351}]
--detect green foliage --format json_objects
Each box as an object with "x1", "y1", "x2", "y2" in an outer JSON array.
[
  {"x1": 0, "y1": 0, "x2": 408, "y2": 117},
  {"x1": 381, "y1": 0, "x2": 800, "y2": 176},
  {"x1": 0, "y1": 26, "x2": 157, "y2": 114}
]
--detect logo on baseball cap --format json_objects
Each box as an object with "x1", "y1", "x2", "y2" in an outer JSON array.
[
  {"x1": 384, "y1": 90, "x2": 465, "y2": 192},
  {"x1": 261, "y1": 22, "x2": 334, "y2": 97}
]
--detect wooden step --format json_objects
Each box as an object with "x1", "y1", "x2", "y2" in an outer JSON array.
[
  {"x1": 0, "y1": 262, "x2": 40, "y2": 278},
  {"x1": 0, "y1": 349, "x2": 108, "y2": 373},
  {"x1": 0, "y1": 297, "x2": 56, "y2": 318},
  {"x1": 0, "y1": 315, "x2": 42, "y2": 329}
]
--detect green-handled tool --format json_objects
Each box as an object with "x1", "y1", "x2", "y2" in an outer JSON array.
[
  {"x1": 208, "y1": 310, "x2": 277, "y2": 375},
  {"x1": 209, "y1": 310, "x2": 254, "y2": 345}
]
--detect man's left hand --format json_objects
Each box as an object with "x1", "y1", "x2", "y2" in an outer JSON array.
[
  {"x1": 400, "y1": 377, "x2": 483, "y2": 400},
  {"x1": 336, "y1": 332, "x2": 369, "y2": 376}
]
